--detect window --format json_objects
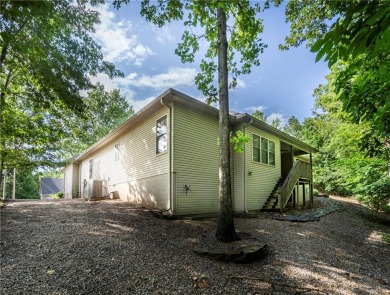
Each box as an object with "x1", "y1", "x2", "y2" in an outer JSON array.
[
  {"x1": 114, "y1": 143, "x2": 121, "y2": 161},
  {"x1": 156, "y1": 116, "x2": 167, "y2": 154},
  {"x1": 89, "y1": 159, "x2": 93, "y2": 179},
  {"x1": 261, "y1": 137, "x2": 268, "y2": 164},
  {"x1": 252, "y1": 135, "x2": 275, "y2": 166},
  {"x1": 269, "y1": 141, "x2": 275, "y2": 165},
  {"x1": 252, "y1": 135, "x2": 260, "y2": 163}
]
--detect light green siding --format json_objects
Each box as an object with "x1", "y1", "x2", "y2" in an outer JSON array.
[
  {"x1": 172, "y1": 103, "x2": 219, "y2": 215},
  {"x1": 245, "y1": 125, "x2": 281, "y2": 210},
  {"x1": 79, "y1": 108, "x2": 170, "y2": 209}
]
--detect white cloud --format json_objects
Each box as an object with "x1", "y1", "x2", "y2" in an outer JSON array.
[
  {"x1": 235, "y1": 78, "x2": 246, "y2": 89},
  {"x1": 130, "y1": 96, "x2": 156, "y2": 112},
  {"x1": 87, "y1": 67, "x2": 197, "y2": 112},
  {"x1": 117, "y1": 67, "x2": 197, "y2": 89},
  {"x1": 90, "y1": 3, "x2": 154, "y2": 65},
  {"x1": 153, "y1": 26, "x2": 177, "y2": 46},
  {"x1": 229, "y1": 77, "x2": 246, "y2": 90},
  {"x1": 245, "y1": 105, "x2": 267, "y2": 113},
  {"x1": 266, "y1": 113, "x2": 287, "y2": 128}
]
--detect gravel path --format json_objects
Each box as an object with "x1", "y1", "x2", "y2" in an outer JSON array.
[{"x1": 0, "y1": 197, "x2": 389, "y2": 295}]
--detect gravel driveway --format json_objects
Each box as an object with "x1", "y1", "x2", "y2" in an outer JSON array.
[{"x1": 1, "y1": 197, "x2": 389, "y2": 295}]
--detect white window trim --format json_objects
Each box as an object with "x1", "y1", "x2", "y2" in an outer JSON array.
[
  {"x1": 252, "y1": 133, "x2": 276, "y2": 166},
  {"x1": 156, "y1": 115, "x2": 168, "y2": 155}
]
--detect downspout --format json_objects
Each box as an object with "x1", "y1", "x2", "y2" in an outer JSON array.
[
  {"x1": 160, "y1": 98, "x2": 173, "y2": 214},
  {"x1": 242, "y1": 117, "x2": 253, "y2": 213}
]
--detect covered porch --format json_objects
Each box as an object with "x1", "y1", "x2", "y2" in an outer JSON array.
[{"x1": 262, "y1": 141, "x2": 314, "y2": 212}]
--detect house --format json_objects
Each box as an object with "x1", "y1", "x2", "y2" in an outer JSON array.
[
  {"x1": 64, "y1": 89, "x2": 317, "y2": 214},
  {"x1": 40, "y1": 178, "x2": 64, "y2": 199}
]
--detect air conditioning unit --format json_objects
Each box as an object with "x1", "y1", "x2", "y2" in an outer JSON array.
[{"x1": 93, "y1": 180, "x2": 105, "y2": 198}]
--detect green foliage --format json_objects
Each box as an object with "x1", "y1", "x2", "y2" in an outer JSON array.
[
  {"x1": 356, "y1": 172, "x2": 390, "y2": 212},
  {"x1": 51, "y1": 191, "x2": 64, "y2": 199},
  {"x1": 301, "y1": 68, "x2": 389, "y2": 211},
  {"x1": 283, "y1": 116, "x2": 302, "y2": 140},
  {"x1": 115, "y1": 0, "x2": 268, "y2": 103},
  {"x1": 63, "y1": 84, "x2": 134, "y2": 155},
  {"x1": 72, "y1": 186, "x2": 79, "y2": 198},
  {"x1": 230, "y1": 130, "x2": 250, "y2": 154},
  {"x1": 0, "y1": 0, "x2": 123, "y2": 172},
  {"x1": 252, "y1": 110, "x2": 265, "y2": 121},
  {"x1": 283, "y1": 0, "x2": 390, "y2": 155}
]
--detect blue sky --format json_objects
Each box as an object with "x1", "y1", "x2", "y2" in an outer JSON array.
[{"x1": 88, "y1": 2, "x2": 330, "y2": 126}]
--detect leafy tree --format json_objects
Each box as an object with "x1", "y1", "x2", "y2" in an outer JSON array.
[
  {"x1": 251, "y1": 110, "x2": 282, "y2": 130},
  {"x1": 252, "y1": 110, "x2": 265, "y2": 121},
  {"x1": 63, "y1": 84, "x2": 134, "y2": 157},
  {"x1": 0, "y1": 0, "x2": 122, "y2": 180},
  {"x1": 114, "y1": 0, "x2": 271, "y2": 241},
  {"x1": 282, "y1": 0, "x2": 390, "y2": 157},
  {"x1": 270, "y1": 118, "x2": 281, "y2": 129},
  {"x1": 301, "y1": 68, "x2": 389, "y2": 211},
  {"x1": 283, "y1": 116, "x2": 302, "y2": 140}
]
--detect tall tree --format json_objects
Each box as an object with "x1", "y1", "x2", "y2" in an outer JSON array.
[
  {"x1": 282, "y1": 0, "x2": 390, "y2": 156},
  {"x1": 0, "y1": 0, "x2": 122, "y2": 177},
  {"x1": 301, "y1": 68, "x2": 389, "y2": 211},
  {"x1": 62, "y1": 84, "x2": 134, "y2": 157},
  {"x1": 114, "y1": 0, "x2": 270, "y2": 241},
  {"x1": 283, "y1": 116, "x2": 302, "y2": 140}
]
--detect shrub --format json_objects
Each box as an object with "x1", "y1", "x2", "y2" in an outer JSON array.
[
  {"x1": 356, "y1": 173, "x2": 390, "y2": 212},
  {"x1": 50, "y1": 191, "x2": 64, "y2": 199}
]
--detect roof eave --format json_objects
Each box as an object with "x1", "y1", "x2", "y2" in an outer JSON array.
[{"x1": 235, "y1": 114, "x2": 318, "y2": 154}]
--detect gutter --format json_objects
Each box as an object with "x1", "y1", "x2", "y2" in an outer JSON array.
[{"x1": 160, "y1": 97, "x2": 173, "y2": 214}]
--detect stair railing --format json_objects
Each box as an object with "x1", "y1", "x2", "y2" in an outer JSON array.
[{"x1": 278, "y1": 160, "x2": 311, "y2": 210}]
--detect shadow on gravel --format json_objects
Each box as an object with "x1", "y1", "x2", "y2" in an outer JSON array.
[{"x1": 1, "y1": 198, "x2": 389, "y2": 294}]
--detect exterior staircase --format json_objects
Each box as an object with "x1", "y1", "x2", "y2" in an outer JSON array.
[
  {"x1": 262, "y1": 177, "x2": 285, "y2": 211},
  {"x1": 261, "y1": 160, "x2": 312, "y2": 212}
]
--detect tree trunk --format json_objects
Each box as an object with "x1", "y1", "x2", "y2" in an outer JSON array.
[{"x1": 215, "y1": 6, "x2": 239, "y2": 242}]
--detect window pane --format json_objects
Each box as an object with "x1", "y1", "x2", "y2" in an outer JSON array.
[
  {"x1": 269, "y1": 141, "x2": 275, "y2": 165},
  {"x1": 261, "y1": 137, "x2": 268, "y2": 164},
  {"x1": 156, "y1": 116, "x2": 167, "y2": 136},
  {"x1": 89, "y1": 159, "x2": 93, "y2": 179},
  {"x1": 252, "y1": 135, "x2": 260, "y2": 162},
  {"x1": 156, "y1": 116, "x2": 167, "y2": 154},
  {"x1": 157, "y1": 135, "x2": 167, "y2": 153}
]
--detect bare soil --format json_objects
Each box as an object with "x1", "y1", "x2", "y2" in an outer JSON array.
[{"x1": 0, "y1": 196, "x2": 389, "y2": 295}]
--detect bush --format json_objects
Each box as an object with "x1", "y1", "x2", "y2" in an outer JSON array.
[
  {"x1": 50, "y1": 191, "x2": 64, "y2": 199},
  {"x1": 356, "y1": 173, "x2": 390, "y2": 212}
]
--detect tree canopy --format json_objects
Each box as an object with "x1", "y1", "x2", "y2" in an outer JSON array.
[
  {"x1": 291, "y1": 67, "x2": 390, "y2": 212},
  {"x1": 0, "y1": 0, "x2": 124, "y2": 172},
  {"x1": 283, "y1": 0, "x2": 390, "y2": 155}
]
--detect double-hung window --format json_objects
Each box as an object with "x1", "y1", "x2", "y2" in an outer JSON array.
[
  {"x1": 252, "y1": 134, "x2": 275, "y2": 166},
  {"x1": 156, "y1": 116, "x2": 167, "y2": 154}
]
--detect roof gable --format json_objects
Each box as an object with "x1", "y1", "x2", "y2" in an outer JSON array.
[{"x1": 74, "y1": 88, "x2": 317, "y2": 161}]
